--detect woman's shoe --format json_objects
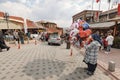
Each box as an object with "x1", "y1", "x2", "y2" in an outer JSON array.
[
  {"x1": 7, "y1": 47, "x2": 10, "y2": 51},
  {"x1": 87, "y1": 71, "x2": 94, "y2": 76}
]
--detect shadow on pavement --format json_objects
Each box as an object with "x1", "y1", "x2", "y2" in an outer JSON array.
[
  {"x1": 58, "y1": 67, "x2": 90, "y2": 80},
  {"x1": 23, "y1": 59, "x2": 66, "y2": 80},
  {"x1": 48, "y1": 44, "x2": 61, "y2": 46}
]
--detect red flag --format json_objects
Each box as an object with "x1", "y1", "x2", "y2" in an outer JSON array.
[
  {"x1": 96, "y1": 11, "x2": 99, "y2": 19},
  {"x1": 118, "y1": 3, "x2": 120, "y2": 15},
  {"x1": 96, "y1": 0, "x2": 100, "y2": 3}
]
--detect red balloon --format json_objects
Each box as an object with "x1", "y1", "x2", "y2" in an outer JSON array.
[
  {"x1": 84, "y1": 29, "x2": 92, "y2": 37},
  {"x1": 79, "y1": 26, "x2": 83, "y2": 31},
  {"x1": 79, "y1": 31, "x2": 87, "y2": 38},
  {"x1": 79, "y1": 29, "x2": 92, "y2": 38}
]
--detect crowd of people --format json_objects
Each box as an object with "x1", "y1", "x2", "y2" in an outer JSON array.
[
  {"x1": 67, "y1": 18, "x2": 116, "y2": 75},
  {"x1": 0, "y1": 28, "x2": 115, "y2": 76},
  {"x1": 69, "y1": 30, "x2": 114, "y2": 75},
  {"x1": 72, "y1": 30, "x2": 114, "y2": 54},
  {"x1": 0, "y1": 29, "x2": 54, "y2": 51},
  {"x1": 38, "y1": 32, "x2": 50, "y2": 42},
  {"x1": 0, "y1": 29, "x2": 31, "y2": 52}
]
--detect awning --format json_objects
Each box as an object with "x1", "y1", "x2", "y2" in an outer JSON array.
[
  {"x1": 27, "y1": 27, "x2": 39, "y2": 29},
  {"x1": 90, "y1": 21, "x2": 115, "y2": 29},
  {"x1": 0, "y1": 21, "x2": 22, "y2": 29}
]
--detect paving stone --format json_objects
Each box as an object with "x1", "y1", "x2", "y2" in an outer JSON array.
[
  {"x1": 1, "y1": 76, "x2": 6, "y2": 80},
  {"x1": 11, "y1": 75, "x2": 15, "y2": 78},
  {"x1": 14, "y1": 71, "x2": 18, "y2": 73},
  {"x1": 0, "y1": 43, "x2": 113, "y2": 80},
  {"x1": 20, "y1": 74, "x2": 24, "y2": 77}
]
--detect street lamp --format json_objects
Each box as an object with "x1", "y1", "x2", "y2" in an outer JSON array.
[{"x1": 4, "y1": 12, "x2": 9, "y2": 29}]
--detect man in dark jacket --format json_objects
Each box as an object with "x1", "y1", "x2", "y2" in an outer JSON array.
[
  {"x1": 18, "y1": 30, "x2": 25, "y2": 44},
  {"x1": 0, "y1": 30, "x2": 10, "y2": 52}
]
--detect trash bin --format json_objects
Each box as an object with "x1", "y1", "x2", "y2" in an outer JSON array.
[{"x1": 66, "y1": 41, "x2": 70, "y2": 49}]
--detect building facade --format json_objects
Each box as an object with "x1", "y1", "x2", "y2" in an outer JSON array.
[
  {"x1": 0, "y1": 12, "x2": 24, "y2": 30},
  {"x1": 99, "y1": 8, "x2": 117, "y2": 22},
  {"x1": 36, "y1": 21, "x2": 63, "y2": 35},
  {"x1": 0, "y1": 11, "x2": 63, "y2": 35},
  {"x1": 72, "y1": 8, "x2": 120, "y2": 36},
  {"x1": 0, "y1": 11, "x2": 45, "y2": 34},
  {"x1": 72, "y1": 10, "x2": 102, "y2": 23}
]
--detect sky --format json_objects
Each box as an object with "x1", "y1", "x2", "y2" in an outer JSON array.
[{"x1": 0, "y1": 0, "x2": 118, "y2": 28}]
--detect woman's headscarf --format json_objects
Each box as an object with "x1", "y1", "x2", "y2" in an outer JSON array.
[{"x1": 91, "y1": 34, "x2": 102, "y2": 45}]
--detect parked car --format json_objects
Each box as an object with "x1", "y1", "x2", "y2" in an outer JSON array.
[
  {"x1": 48, "y1": 34, "x2": 61, "y2": 45},
  {"x1": 30, "y1": 34, "x2": 38, "y2": 38}
]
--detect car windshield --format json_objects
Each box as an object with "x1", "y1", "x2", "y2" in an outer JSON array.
[{"x1": 50, "y1": 34, "x2": 59, "y2": 38}]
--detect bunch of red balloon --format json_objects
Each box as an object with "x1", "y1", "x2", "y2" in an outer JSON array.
[{"x1": 69, "y1": 19, "x2": 92, "y2": 47}]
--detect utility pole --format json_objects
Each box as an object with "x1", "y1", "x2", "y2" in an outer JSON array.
[
  {"x1": 4, "y1": 12, "x2": 10, "y2": 42},
  {"x1": 4, "y1": 12, "x2": 9, "y2": 29}
]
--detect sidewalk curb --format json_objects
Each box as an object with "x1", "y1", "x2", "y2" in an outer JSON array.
[{"x1": 98, "y1": 64, "x2": 119, "y2": 80}]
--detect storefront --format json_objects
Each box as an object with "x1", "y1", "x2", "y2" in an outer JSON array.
[
  {"x1": 90, "y1": 20, "x2": 120, "y2": 49},
  {"x1": 90, "y1": 21, "x2": 115, "y2": 36}
]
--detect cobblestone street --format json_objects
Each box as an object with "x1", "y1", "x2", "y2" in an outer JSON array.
[{"x1": 0, "y1": 42, "x2": 115, "y2": 80}]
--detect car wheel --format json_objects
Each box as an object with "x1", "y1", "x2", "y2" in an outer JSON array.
[{"x1": 58, "y1": 44, "x2": 61, "y2": 46}]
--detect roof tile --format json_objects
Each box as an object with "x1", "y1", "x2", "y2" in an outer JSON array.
[
  {"x1": 9, "y1": 16, "x2": 24, "y2": 21},
  {"x1": 26, "y1": 19, "x2": 37, "y2": 28},
  {"x1": 0, "y1": 12, "x2": 4, "y2": 17}
]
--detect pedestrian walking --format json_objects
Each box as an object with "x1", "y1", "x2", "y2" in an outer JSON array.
[
  {"x1": 0, "y1": 30, "x2": 10, "y2": 52},
  {"x1": 105, "y1": 33, "x2": 114, "y2": 54},
  {"x1": 102, "y1": 36, "x2": 107, "y2": 51},
  {"x1": 18, "y1": 30, "x2": 25, "y2": 44},
  {"x1": 40, "y1": 32, "x2": 45, "y2": 41},
  {"x1": 26, "y1": 31, "x2": 31, "y2": 44},
  {"x1": 13, "y1": 30, "x2": 19, "y2": 45},
  {"x1": 83, "y1": 34, "x2": 102, "y2": 75},
  {"x1": 66, "y1": 34, "x2": 70, "y2": 49}
]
